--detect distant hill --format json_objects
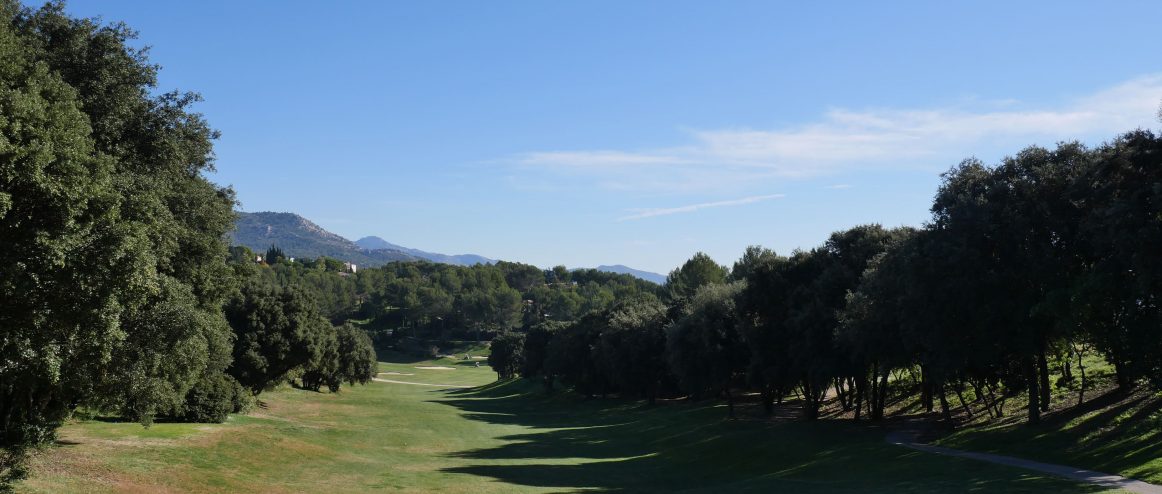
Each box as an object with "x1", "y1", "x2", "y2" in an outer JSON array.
[
  {"x1": 231, "y1": 212, "x2": 494, "y2": 268},
  {"x1": 233, "y1": 213, "x2": 660, "y2": 275},
  {"x1": 231, "y1": 212, "x2": 418, "y2": 267},
  {"x1": 355, "y1": 236, "x2": 493, "y2": 266},
  {"x1": 596, "y1": 265, "x2": 667, "y2": 285}
]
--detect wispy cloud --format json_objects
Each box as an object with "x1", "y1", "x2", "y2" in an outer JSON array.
[
  {"x1": 618, "y1": 194, "x2": 785, "y2": 221},
  {"x1": 825, "y1": 184, "x2": 852, "y2": 189},
  {"x1": 511, "y1": 74, "x2": 1162, "y2": 192}
]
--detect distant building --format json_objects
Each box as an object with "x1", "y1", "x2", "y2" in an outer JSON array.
[
  {"x1": 343, "y1": 261, "x2": 357, "y2": 274},
  {"x1": 255, "y1": 255, "x2": 263, "y2": 263}
]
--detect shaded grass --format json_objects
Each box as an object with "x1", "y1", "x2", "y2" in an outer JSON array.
[
  {"x1": 433, "y1": 381, "x2": 1115, "y2": 493},
  {"x1": 939, "y1": 388, "x2": 1162, "y2": 485},
  {"x1": 18, "y1": 353, "x2": 1119, "y2": 493}
]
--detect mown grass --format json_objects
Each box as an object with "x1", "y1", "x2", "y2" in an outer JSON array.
[{"x1": 18, "y1": 353, "x2": 1122, "y2": 493}]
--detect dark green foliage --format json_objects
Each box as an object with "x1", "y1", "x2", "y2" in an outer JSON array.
[
  {"x1": 489, "y1": 333, "x2": 526, "y2": 380},
  {"x1": 666, "y1": 283, "x2": 747, "y2": 415},
  {"x1": 730, "y1": 245, "x2": 779, "y2": 282},
  {"x1": 1, "y1": 2, "x2": 235, "y2": 484},
  {"x1": 0, "y1": 4, "x2": 135, "y2": 471},
  {"x1": 225, "y1": 283, "x2": 333, "y2": 394},
  {"x1": 100, "y1": 276, "x2": 235, "y2": 425},
  {"x1": 302, "y1": 323, "x2": 378, "y2": 392},
  {"x1": 180, "y1": 372, "x2": 249, "y2": 423},
  {"x1": 595, "y1": 296, "x2": 669, "y2": 403},
  {"x1": 1072, "y1": 130, "x2": 1162, "y2": 389},
  {"x1": 265, "y1": 245, "x2": 286, "y2": 264},
  {"x1": 300, "y1": 329, "x2": 340, "y2": 392},
  {"x1": 545, "y1": 312, "x2": 609, "y2": 396},
  {"x1": 664, "y1": 252, "x2": 729, "y2": 302},
  {"x1": 335, "y1": 324, "x2": 378, "y2": 387},
  {"x1": 520, "y1": 321, "x2": 564, "y2": 379}
]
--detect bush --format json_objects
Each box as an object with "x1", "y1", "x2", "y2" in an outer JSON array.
[{"x1": 180, "y1": 373, "x2": 249, "y2": 423}]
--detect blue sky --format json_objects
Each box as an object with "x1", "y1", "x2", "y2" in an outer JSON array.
[{"x1": 57, "y1": 1, "x2": 1162, "y2": 274}]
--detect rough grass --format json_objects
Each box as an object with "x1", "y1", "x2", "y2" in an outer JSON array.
[{"x1": 18, "y1": 354, "x2": 1122, "y2": 493}]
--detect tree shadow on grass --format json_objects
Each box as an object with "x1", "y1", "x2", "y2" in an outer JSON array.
[{"x1": 430, "y1": 380, "x2": 1109, "y2": 493}]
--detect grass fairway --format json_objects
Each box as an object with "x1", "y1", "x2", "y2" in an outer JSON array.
[{"x1": 19, "y1": 354, "x2": 1120, "y2": 493}]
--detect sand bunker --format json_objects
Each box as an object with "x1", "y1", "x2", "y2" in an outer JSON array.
[
  {"x1": 379, "y1": 371, "x2": 415, "y2": 376},
  {"x1": 414, "y1": 366, "x2": 456, "y2": 370}
]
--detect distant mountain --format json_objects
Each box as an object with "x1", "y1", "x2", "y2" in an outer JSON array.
[
  {"x1": 231, "y1": 212, "x2": 494, "y2": 268},
  {"x1": 231, "y1": 212, "x2": 417, "y2": 267},
  {"x1": 355, "y1": 236, "x2": 493, "y2": 266},
  {"x1": 596, "y1": 265, "x2": 667, "y2": 285}
]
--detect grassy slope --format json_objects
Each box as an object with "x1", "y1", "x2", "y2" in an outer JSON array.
[
  {"x1": 19, "y1": 354, "x2": 1119, "y2": 493},
  {"x1": 938, "y1": 388, "x2": 1162, "y2": 484},
  {"x1": 928, "y1": 352, "x2": 1162, "y2": 485}
]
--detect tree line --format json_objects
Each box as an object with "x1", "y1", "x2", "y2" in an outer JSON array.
[
  {"x1": 231, "y1": 248, "x2": 663, "y2": 342},
  {"x1": 0, "y1": 4, "x2": 374, "y2": 486},
  {"x1": 490, "y1": 129, "x2": 1162, "y2": 426}
]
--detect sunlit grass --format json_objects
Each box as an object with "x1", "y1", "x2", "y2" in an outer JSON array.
[{"x1": 18, "y1": 353, "x2": 1121, "y2": 493}]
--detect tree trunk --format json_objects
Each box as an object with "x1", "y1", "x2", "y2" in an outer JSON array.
[
  {"x1": 937, "y1": 383, "x2": 953, "y2": 422},
  {"x1": 869, "y1": 362, "x2": 880, "y2": 421},
  {"x1": 834, "y1": 377, "x2": 849, "y2": 412},
  {"x1": 1025, "y1": 355, "x2": 1041, "y2": 425},
  {"x1": 854, "y1": 374, "x2": 865, "y2": 421},
  {"x1": 1077, "y1": 350, "x2": 1087, "y2": 406},
  {"x1": 761, "y1": 385, "x2": 774, "y2": 415},
  {"x1": 1113, "y1": 359, "x2": 1134, "y2": 393},
  {"x1": 973, "y1": 381, "x2": 995, "y2": 419},
  {"x1": 920, "y1": 366, "x2": 934, "y2": 413},
  {"x1": 1038, "y1": 348, "x2": 1051, "y2": 412},
  {"x1": 954, "y1": 383, "x2": 973, "y2": 419},
  {"x1": 802, "y1": 380, "x2": 820, "y2": 420},
  {"x1": 876, "y1": 370, "x2": 889, "y2": 420}
]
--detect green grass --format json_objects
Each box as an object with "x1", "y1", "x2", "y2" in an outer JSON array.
[
  {"x1": 938, "y1": 388, "x2": 1162, "y2": 484},
  {"x1": 18, "y1": 354, "x2": 1121, "y2": 493}
]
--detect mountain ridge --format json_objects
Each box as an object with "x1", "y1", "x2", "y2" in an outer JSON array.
[
  {"x1": 232, "y1": 212, "x2": 667, "y2": 280},
  {"x1": 355, "y1": 236, "x2": 493, "y2": 266},
  {"x1": 595, "y1": 264, "x2": 667, "y2": 284}
]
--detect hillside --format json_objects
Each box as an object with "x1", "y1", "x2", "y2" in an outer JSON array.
[
  {"x1": 355, "y1": 236, "x2": 493, "y2": 266},
  {"x1": 596, "y1": 264, "x2": 667, "y2": 284},
  {"x1": 231, "y1": 212, "x2": 418, "y2": 267}
]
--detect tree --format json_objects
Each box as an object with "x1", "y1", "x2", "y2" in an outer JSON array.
[
  {"x1": 334, "y1": 324, "x2": 378, "y2": 388},
  {"x1": 0, "y1": 11, "x2": 149, "y2": 481},
  {"x1": 3, "y1": 3, "x2": 237, "y2": 482},
  {"x1": 1073, "y1": 130, "x2": 1162, "y2": 390},
  {"x1": 665, "y1": 252, "x2": 728, "y2": 302},
  {"x1": 544, "y1": 312, "x2": 608, "y2": 395},
  {"x1": 521, "y1": 321, "x2": 565, "y2": 380},
  {"x1": 225, "y1": 283, "x2": 332, "y2": 394},
  {"x1": 300, "y1": 329, "x2": 340, "y2": 392},
  {"x1": 666, "y1": 282, "x2": 747, "y2": 417},
  {"x1": 931, "y1": 144, "x2": 1090, "y2": 424},
  {"x1": 730, "y1": 245, "x2": 779, "y2": 282},
  {"x1": 736, "y1": 252, "x2": 795, "y2": 415},
  {"x1": 594, "y1": 296, "x2": 670, "y2": 403},
  {"x1": 488, "y1": 333, "x2": 525, "y2": 380},
  {"x1": 265, "y1": 245, "x2": 286, "y2": 264}
]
